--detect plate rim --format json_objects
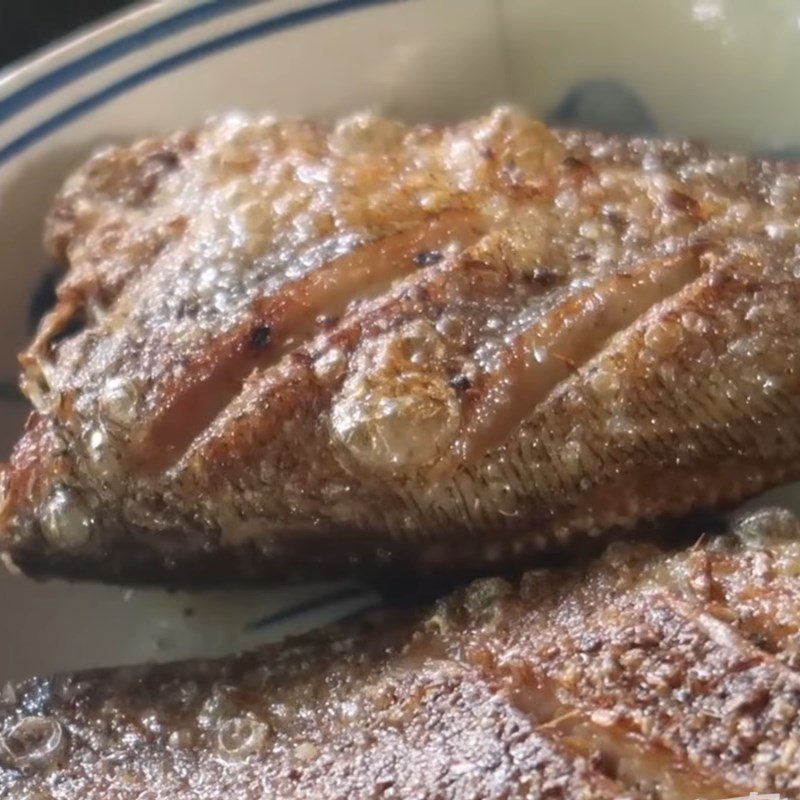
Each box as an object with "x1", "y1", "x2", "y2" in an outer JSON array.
[
  {"x1": 0, "y1": 0, "x2": 167, "y2": 99},
  {"x1": 0, "y1": 0, "x2": 405, "y2": 168}
]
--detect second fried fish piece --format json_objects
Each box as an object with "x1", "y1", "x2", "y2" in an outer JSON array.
[
  {"x1": 3, "y1": 109, "x2": 800, "y2": 583},
  {"x1": 4, "y1": 508, "x2": 800, "y2": 798}
]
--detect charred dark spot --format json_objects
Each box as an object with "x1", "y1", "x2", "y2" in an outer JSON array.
[
  {"x1": 316, "y1": 314, "x2": 340, "y2": 328},
  {"x1": 747, "y1": 631, "x2": 770, "y2": 650},
  {"x1": 666, "y1": 189, "x2": 702, "y2": 217},
  {"x1": 137, "y1": 151, "x2": 183, "y2": 202},
  {"x1": 530, "y1": 267, "x2": 561, "y2": 287},
  {"x1": 176, "y1": 298, "x2": 200, "y2": 321},
  {"x1": 450, "y1": 374, "x2": 472, "y2": 392},
  {"x1": 602, "y1": 208, "x2": 627, "y2": 233},
  {"x1": 577, "y1": 633, "x2": 602, "y2": 654},
  {"x1": 589, "y1": 749, "x2": 620, "y2": 780},
  {"x1": 481, "y1": 147, "x2": 495, "y2": 160},
  {"x1": 249, "y1": 325, "x2": 272, "y2": 350},
  {"x1": 28, "y1": 267, "x2": 61, "y2": 333},
  {"x1": 149, "y1": 150, "x2": 180, "y2": 170},
  {"x1": 563, "y1": 155, "x2": 588, "y2": 170},
  {"x1": 413, "y1": 250, "x2": 444, "y2": 267}
]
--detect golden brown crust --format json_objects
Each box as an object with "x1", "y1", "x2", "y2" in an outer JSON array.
[{"x1": 4, "y1": 110, "x2": 800, "y2": 584}]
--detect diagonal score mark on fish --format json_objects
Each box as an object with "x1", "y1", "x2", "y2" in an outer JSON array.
[
  {"x1": 136, "y1": 154, "x2": 709, "y2": 474},
  {"x1": 3, "y1": 108, "x2": 800, "y2": 585},
  {"x1": 134, "y1": 210, "x2": 487, "y2": 473},
  {"x1": 460, "y1": 247, "x2": 708, "y2": 462}
]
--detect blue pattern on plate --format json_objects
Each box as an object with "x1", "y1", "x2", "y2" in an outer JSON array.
[
  {"x1": 547, "y1": 78, "x2": 657, "y2": 136},
  {"x1": 0, "y1": 266, "x2": 62, "y2": 406},
  {"x1": 28, "y1": 265, "x2": 59, "y2": 334},
  {"x1": 331, "y1": 599, "x2": 386, "y2": 626},
  {"x1": 759, "y1": 146, "x2": 800, "y2": 162},
  {"x1": 248, "y1": 586, "x2": 373, "y2": 630},
  {"x1": 0, "y1": 0, "x2": 274, "y2": 123},
  {"x1": 0, "y1": 381, "x2": 20, "y2": 402}
]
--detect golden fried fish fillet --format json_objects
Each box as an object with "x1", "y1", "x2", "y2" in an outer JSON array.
[
  {"x1": 3, "y1": 507, "x2": 800, "y2": 799},
  {"x1": 3, "y1": 108, "x2": 800, "y2": 583}
]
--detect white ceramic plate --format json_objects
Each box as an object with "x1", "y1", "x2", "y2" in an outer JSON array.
[{"x1": 3, "y1": 0, "x2": 800, "y2": 683}]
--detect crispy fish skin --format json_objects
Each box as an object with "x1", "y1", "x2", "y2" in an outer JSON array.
[
  {"x1": 3, "y1": 508, "x2": 800, "y2": 798},
  {"x1": 4, "y1": 109, "x2": 800, "y2": 584}
]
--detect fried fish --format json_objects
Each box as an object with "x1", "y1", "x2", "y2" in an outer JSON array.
[
  {"x1": 3, "y1": 108, "x2": 800, "y2": 584},
  {"x1": 3, "y1": 507, "x2": 800, "y2": 798}
]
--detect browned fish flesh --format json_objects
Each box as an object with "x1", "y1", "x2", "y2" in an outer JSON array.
[
  {"x1": 3, "y1": 108, "x2": 800, "y2": 584},
  {"x1": 3, "y1": 507, "x2": 800, "y2": 798}
]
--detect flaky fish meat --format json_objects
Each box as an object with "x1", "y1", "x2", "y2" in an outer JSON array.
[
  {"x1": 3, "y1": 108, "x2": 800, "y2": 583},
  {"x1": 3, "y1": 508, "x2": 800, "y2": 798}
]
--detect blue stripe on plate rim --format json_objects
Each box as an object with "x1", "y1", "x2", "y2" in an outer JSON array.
[
  {"x1": 247, "y1": 585, "x2": 378, "y2": 630},
  {"x1": 0, "y1": 0, "x2": 273, "y2": 122},
  {"x1": 0, "y1": 0, "x2": 406, "y2": 167}
]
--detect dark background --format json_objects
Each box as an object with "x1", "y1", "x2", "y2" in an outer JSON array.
[{"x1": 1, "y1": 1, "x2": 131, "y2": 67}]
